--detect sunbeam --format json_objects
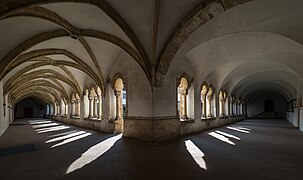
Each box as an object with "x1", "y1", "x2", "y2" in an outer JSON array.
[
  {"x1": 185, "y1": 140, "x2": 207, "y2": 170},
  {"x1": 66, "y1": 134, "x2": 122, "y2": 174}
]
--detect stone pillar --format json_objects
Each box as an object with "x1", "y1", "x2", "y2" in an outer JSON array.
[
  {"x1": 64, "y1": 103, "x2": 67, "y2": 116},
  {"x1": 230, "y1": 101, "x2": 234, "y2": 116},
  {"x1": 207, "y1": 96, "x2": 212, "y2": 118},
  {"x1": 93, "y1": 96, "x2": 98, "y2": 118},
  {"x1": 180, "y1": 89, "x2": 188, "y2": 119},
  {"x1": 70, "y1": 100, "x2": 75, "y2": 117},
  {"x1": 80, "y1": 97, "x2": 85, "y2": 120},
  {"x1": 220, "y1": 98, "x2": 224, "y2": 117},
  {"x1": 56, "y1": 104, "x2": 58, "y2": 115},
  {"x1": 201, "y1": 95, "x2": 206, "y2": 118},
  {"x1": 115, "y1": 90, "x2": 123, "y2": 120},
  {"x1": 75, "y1": 99, "x2": 80, "y2": 117},
  {"x1": 88, "y1": 96, "x2": 93, "y2": 119},
  {"x1": 98, "y1": 95, "x2": 102, "y2": 119}
]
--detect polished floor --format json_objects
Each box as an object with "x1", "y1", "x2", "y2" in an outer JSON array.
[{"x1": 0, "y1": 118, "x2": 303, "y2": 180}]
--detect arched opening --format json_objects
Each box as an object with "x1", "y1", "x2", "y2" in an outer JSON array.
[
  {"x1": 114, "y1": 78, "x2": 125, "y2": 133},
  {"x1": 177, "y1": 77, "x2": 189, "y2": 119}
]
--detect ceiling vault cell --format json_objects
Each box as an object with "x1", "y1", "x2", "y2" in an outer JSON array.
[
  {"x1": 3, "y1": 48, "x2": 101, "y2": 88},
  {"x1": 7, "y1": 69, "x2": 81, "y2": 95},
  {"x1": 0, "y1": 0, "x2": 152, "y2": 84},
  {"x1": 12, "y1": 94, "x2": 54, "y2": 107},
  {"x1": 154, "y1": 0, "x2": 253, "y2": 86}
]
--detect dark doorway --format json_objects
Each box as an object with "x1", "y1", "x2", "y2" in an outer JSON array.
[
  {"x1": 24, "y1": 108, "x2": 33, "y2": 118},
  {"x1": 264, "y1": 99, "x2": 274, "y2": 112}
]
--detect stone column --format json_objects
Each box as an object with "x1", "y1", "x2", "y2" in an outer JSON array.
[
  {"x1": 230, "y1": 101, "x2": 234, "y2": 116},
  {"x1": 115, "y1": 90, "x2": 123, "y2": 120},
  {"x1": 75, "y1": 99, "x2": 80, "y2": 117},
  {"x1": 93, "y1": 96, "x2": 98, "y2": 118},
  {"x1": 88, "y1": 96, "x2": 93, "y2": 119},
  {"x1": 220, "y1": 98, "x2": 224, "y2": 117},
  {"x1": 207, "y1": 95, "x2": 212, "y2": 118},
  {"x1": 64, "y1": 103, "x2": 67, "y2": 116},
  {"x1": 98, "y1": 95, "x2": 102, "y2": 119},
  {"x1": 56, "y1": 103, "x2": 59, "y2": 115},
  {"x1": 201, "y1": 95, "x2": 206, "y2": 118},
  {"x1": 181, "y1": 90, "x2": 188, "y2": 119},
  {"x1": 70, "y1": 100, "x2": 75, "y2": 117}
]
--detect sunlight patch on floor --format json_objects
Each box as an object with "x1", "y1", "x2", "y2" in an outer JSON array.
[
  {"x1": 49, "y1": 130, "x2": 78, "y2": 138},
  {"x1": 66, "y1": 134, "x2": 122, "y2": 174},
  {"x1": 209, "y1": 132, "x2": 235, "y2": 145},
  {"x1": 36, "y1": 125, "x2": 70, "y2": 133},
  {"x1": 46, "y1": 131, "x2": 87, "y2": 143},
  {"x1": 227, "y1": 127, "x2": 250, "y2": 134},
  {"x1": 185, "y1": 140, "x2": 207, "y2": 170},
  {"x1": 32, "y1": 123, "x2": 59, "y2": 129},
  {"x1": 29, "y1": 120, "x2": 53, "y2": 125},
  {"x1": 51, "y1": 132, "x2": 92, "y2": 148},
  {"x1": 215, "y1": 130, "x2": 241, "y2": 140}
]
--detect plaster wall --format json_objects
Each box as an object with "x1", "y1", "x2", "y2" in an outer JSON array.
[
  {"x1": 108, "y1": 51, "x2": 152, "y2": 117},
  {"x1": 287, "y1": 112, "x2": 297, "y2": 127},
  {"x1": 299, "y1": 108, "x2": 303, "y2": 132},
  {"x1": 247, "y1": 93, "x2": 287, "y2": 118},
  {"x1": 52, "y1": 116, "x2": 114, "y2": 133},
  {"x1": 0, "y1": 81, "x2": 10, "y2": 137}
]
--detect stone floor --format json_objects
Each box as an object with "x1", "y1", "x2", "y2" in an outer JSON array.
[{"x1": 0, "y1": 118, "x2": 303, "y2": 180}]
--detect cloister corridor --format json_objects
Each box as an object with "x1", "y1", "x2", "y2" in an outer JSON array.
[{"x1": 1, "y1": 118, "x2": 303, "y2": 180}]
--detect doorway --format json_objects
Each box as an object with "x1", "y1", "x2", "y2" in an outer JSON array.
[
  {"x1": 264, "y1": 99, "x2": 274, "y2": 112},
  {"x1": 24, "y1": 108, "x2": 33, "y2": 118}
]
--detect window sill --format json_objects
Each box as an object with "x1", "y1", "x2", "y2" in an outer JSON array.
[
  {"x1": 84, "y1": 118, "x2": 102, "y2": 122},
  {"x1": 201, "y1": 117, "x2": 216, "y2": 121},
  {"x1": 180, "y1": 119, "x2": 195, "y2": 124}
]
